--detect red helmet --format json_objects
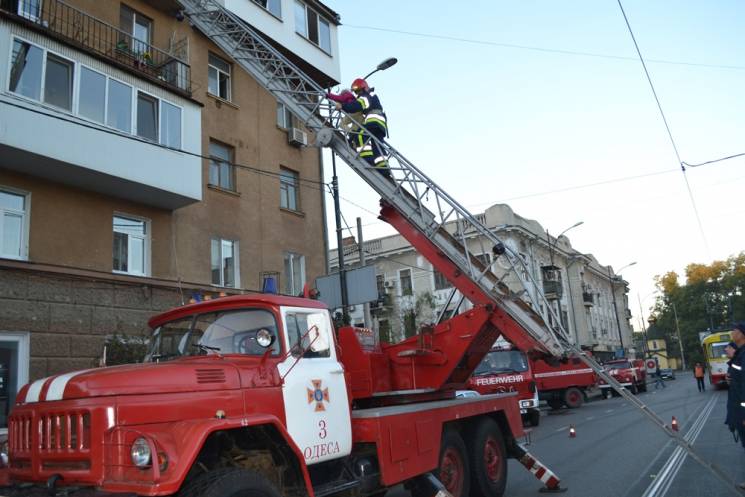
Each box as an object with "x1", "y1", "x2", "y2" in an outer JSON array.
[{"x1": 351, "y1": 78, "x2": 369, "y2": 93}]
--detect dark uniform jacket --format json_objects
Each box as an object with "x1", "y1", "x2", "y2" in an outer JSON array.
[{"x1": 726, "y1": 346, "x2": 745, "y2": 431}]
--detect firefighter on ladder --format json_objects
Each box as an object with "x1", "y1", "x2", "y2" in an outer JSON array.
[{"x1": 333, "y1": 78, "x2": 390, "y2": 177}]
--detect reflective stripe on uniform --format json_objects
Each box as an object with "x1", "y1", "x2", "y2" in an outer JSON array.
[
  {"x1": 733, "y1": 364, "x2": 742, "y2": 371},
  {"x1": 365, "y1": 113, "x2": 386, "y2": 122},
  {"x1": 357, "y1": 96, "x2": 370, "y2": 109},
  {"x1": 365, "y1": 118, "x2": 387, "y2": 129}
]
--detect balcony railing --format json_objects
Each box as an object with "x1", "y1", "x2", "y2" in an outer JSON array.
[
  {"x1": 583, "y1": 291, "x2": 594, "y2": 306},
  {"x1": 1, "y1": 0, "x2": 191, "y2": 94}
]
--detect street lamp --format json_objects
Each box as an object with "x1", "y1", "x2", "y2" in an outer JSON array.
[
  {"x1": 608, "y1": 261, "x2": 636, "y2": 356},
  {"x1": 363, "y1": 57, "x2": 398, "y2": 79},
  {"x1": 331, "y1": 57, "x2": 398, "y2": 324},
  {"x1": 546, "y1": 221, "x2": 584, "y2": 266}
]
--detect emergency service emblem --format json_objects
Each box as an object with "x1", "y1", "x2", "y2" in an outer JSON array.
[{"x1": 307, "y1": 379, "x2": 330, "y2": 411}]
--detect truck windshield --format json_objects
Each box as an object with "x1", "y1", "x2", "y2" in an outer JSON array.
[
  {"x1": 145, "y1": 309, "x2": 280, "y2": 362},
  {"x1": 606, "y1": 361, "x2": 632, "y2": 369},
  {"x1": 474, "y1": 350, "x2": 529, "y2": 375},
  {"x1": 708, "y1": 342, "x2": 728, "y2": 359}
]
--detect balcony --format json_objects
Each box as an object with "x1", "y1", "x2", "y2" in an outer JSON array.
[
  {"x1": 0, "y1": 0, "x2": 191, "y2": 95},
  {"x1": 583, "y1": 291, "x2": 594, "y2": 307},
  {"x1": 541, "y1": 265, "x2": 563, "y2": 300}
]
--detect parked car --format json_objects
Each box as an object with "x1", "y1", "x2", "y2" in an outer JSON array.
[{"x1": 659, "y1": 368, "x2": 676, "y2": 380}]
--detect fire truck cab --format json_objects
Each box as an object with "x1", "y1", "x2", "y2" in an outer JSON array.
[
  {"x1": 468, "y1": 347, "x2": 541, "y2": 426},
  {"x1": 598, "y1": 359, "x2": 647, "y2": 397}
]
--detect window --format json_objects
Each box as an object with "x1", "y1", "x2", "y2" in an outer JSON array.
[
  {"x1": 276, "y1": 101, "x2": 293, "y2": 129},
  {"x1": 0, "y1": 189, "x2": 29, "y2": 260},
  {"x1": 44, "y1": 54, "x2": 73, "y2": 110},
  {"x1": 399, "y1": 269, "x2": 413, "y2": 296},
  {"x1": 120, "y1": 5, "x2": 152, "y2": 54},
  {"x1": 107, "y1": 79, "x2": 133, "y2": 132},
  {"x1": 211, "y1": 238, "x2": 239, "y2": 287},
  {"x1": 160, "y1": 101, "x2": 182, "y2": 148},
  {"x1": 285, "y1": 311, "x2": 331, "y2": 358},
  {"x1": 136, "y1": 92, "x2": 158, "y2": 141},
  {"x1": 294, "y1": 1, "x2": 332, "y2": 53},
  {"x1": 79, "y1": 67, "x2": 106, "y2": 123},
  {"x1": 280, "y1": 168, "x2": 299, "y2": 211},
  {"x1": 253, "y1": 0, "x2": 281, "y2": 17},
  {"x1": 208, "y1": 140, "x2": 235, "y2": 191},
  {"x1": 208, "y1": 53, "x2": 231, "y2": 100},
  {"x1": 9, "y1": 40, "x2": 43, "y2": 100},
  {"x1": 433, "y1": 269, "x2": 452, "y2": 291},
  {"x1": 17, "y1": 0, "x2": 41, "y2": 21},
  {"x1": 284, "y1": 252, "x2": 305, "y2": 295},
  {"x1": 376, "y1": 274, "x2": 385, "y2": 297},
  {"x1": 113, "y1": 215, "x2": 149, "y2": 276}
]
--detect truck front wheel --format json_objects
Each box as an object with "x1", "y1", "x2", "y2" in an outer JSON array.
[
  {"x1": 179, "y1": 468, "x2": 282, "y2": 497},
  {"x1": 467, "y1": 418, "x2": 507, "y2": 497}
]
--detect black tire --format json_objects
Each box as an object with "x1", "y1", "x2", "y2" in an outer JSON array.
[
  {"x1": 433, "y1": 430, "x2": 471, "y2": 497},
  {"x1": 527, "y1": 409, "x2": 541, "y2": 427},
  {"x1": 601, "y1": 389, "x2": 609, "y2": 399},
  {"x1": 179, "y1": 468, "x2": 282, "y2": 497},
  {"x1": 629, "y1": 382, "x2": 638, "y2": 395},
  {"x1": 547, "y1": 399, "x2": 563, "y2": 410},
  {"x1": 563, "y1": 387, "x2": 584, "y2": 409},
  {"x1": 467, "y1": 418, "x2": 507, "y2": 497}
]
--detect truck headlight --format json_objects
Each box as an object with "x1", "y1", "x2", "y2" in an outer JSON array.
[{"x1": 131, "y1": 437, "x2": 152, "y2": 468}]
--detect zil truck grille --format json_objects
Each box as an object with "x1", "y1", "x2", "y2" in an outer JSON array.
[
  {"x1": 38, "y1": 412, "x2": 91, "y2": 452},
  {"x1": 10, "y1": 414, "x2": 33, "y2": 452}
]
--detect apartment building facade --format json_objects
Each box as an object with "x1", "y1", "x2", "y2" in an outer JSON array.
[
  {"x1": 330, "y1": 204, "x2": 635, "y2": 362},
  {"x1": 0, "y1": 0, "x2": 339, "y2": 426}
]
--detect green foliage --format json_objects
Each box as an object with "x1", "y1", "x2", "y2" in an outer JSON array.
[
  {"x1": 103, "y1": 334, "x2": 149, "y2": 366},
  {"x1": 652, "y1": 253, "x2": 745, "y2": 368},
  {"x1": 399, "y1": 291, "x2": 438, "y2": 339}
]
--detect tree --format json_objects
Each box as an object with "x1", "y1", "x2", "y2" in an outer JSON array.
[
  {"x1": 652, "y1": 253, "x2": 745, "y2": 368},
  {"x1": 398, "y1": 291, "x2": 437, "y2": 340}
]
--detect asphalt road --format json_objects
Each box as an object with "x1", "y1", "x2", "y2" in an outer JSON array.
[{"x1": 388, "y1": 372, "x2": 745, "y2": 497}]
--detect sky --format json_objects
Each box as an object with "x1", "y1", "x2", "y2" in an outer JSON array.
[{"x1": 319, "y1": 0, "x2": 745, "y2": 330}]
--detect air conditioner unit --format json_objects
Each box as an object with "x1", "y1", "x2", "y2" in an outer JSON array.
[
  {"x1": 384, "y1": 280, "x2": 395, "y2": 289},
  {"x1": 288, "y1": 127, "x2": 308, "y2": 147}
]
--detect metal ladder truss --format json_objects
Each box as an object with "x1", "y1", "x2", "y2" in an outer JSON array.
[
  {"x1": 178, "y1": 1, "x2": 744, "y2": 494},
  {"x1": 179, "y1": 0, "x2": 570, "y2": 357}
]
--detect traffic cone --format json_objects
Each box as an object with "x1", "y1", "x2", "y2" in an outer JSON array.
[
  {"x1": 569, "y1": 425, "x2": 576, "y2": 438},
  {"x1": 671, "y1": 416, "x2": 679, "y2": 432}
]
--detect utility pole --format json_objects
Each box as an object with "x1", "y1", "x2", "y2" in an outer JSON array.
[
  {"x1": 637, "y1": 292, "x2": 650, "y2": 357},
  {"x1": 671, "y1": 301, "x2": 687, "y2": 370},
  {"x1": 331, "y1": 152, "x2": 349, "y2": 324},
  {"x1": 357, "y1": 217, "x2": 373, "y2": 329},
  {"x1": 608, "y1": 266, "x2": 624, "y2": 356}
]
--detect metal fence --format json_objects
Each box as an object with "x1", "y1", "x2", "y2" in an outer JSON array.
[{"x1": 0, "y1": 0, "x2": 191, "y2": 94}]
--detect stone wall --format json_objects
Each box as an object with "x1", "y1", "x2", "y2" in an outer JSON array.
[{"x1": 0, "y1": 267, "x2": 188, "y2": 382}]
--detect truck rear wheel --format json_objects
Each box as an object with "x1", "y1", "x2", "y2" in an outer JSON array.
[
  {"x1": 547, "y1": 399, "x2": 563, "y2": 410},
  {"x1": 527, "y1": 409, "x2": 540, "y2": 427},
  {"x1": 467, "y1": 418, "x2": 507, "y2": 497},
  {"x1": 431, "y1": 430, "x2": 471, "y2": 497},
  {"x1": 563, "y1": 387, "x2": 583, "y2": 409},
  {"x1": 179, "y1": 468, "x2": 281, "y2": 497}
]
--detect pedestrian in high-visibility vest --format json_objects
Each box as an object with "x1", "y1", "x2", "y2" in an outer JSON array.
[
  {"x1": 694, "y1": 362, "x2": 706, "y2": 392},
  {"x1": 335, "y1": 78, "x2": 389, "y2": 177}
]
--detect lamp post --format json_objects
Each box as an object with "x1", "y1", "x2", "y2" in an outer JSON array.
[
  {"x1": 331, "y1": 57, "x2": 397, "y2": 324},
  {"x1": 670, "y1": 301, "x2": 687, "y2": 370},
  {"x1": 546, "y1": 221, "x2": 584, "y2": 266},
  {"x1": 609, "y1": 261, "x2": 636, "y2": 356}
]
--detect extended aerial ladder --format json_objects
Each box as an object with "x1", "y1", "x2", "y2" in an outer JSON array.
[{"x1": 176, "y1": 2, "x2": 742, "y2": 493}]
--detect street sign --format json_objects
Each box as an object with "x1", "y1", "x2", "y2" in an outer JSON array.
[
  {"x1": 315, "y1": 265, "x2": 378, "y2": 310},
  {"x1": 645, "y1": 358, "x2": 657, "y2": 373}
]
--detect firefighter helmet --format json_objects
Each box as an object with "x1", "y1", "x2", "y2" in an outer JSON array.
[{"x1": 351, "y1": 78, "x2": 369, "y2": 93}]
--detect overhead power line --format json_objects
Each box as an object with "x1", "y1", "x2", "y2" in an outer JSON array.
[
  {"x1": 343, "y1": 24, "x2": 745, "y2": 72},
  {"x1": 616, "y1": 0, "x2": 710, "y2": 257},
  {"x1": 682, "y1": 152, "x2": 745, "y2": 168}
]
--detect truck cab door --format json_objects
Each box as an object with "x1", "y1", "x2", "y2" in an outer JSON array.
[{"x1": 276, "y1": 306, "x2": 352, "y2": 465}]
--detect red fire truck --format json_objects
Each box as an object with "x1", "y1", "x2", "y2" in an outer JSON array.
[
  {"x1": 4, "y1": 2, "x2": 579, "y2": 495},
  {"x1": 598, "y1": 359, "x2": 647, "y2": 397},
  {"x1": 468, "y1": 347, "x2": 541, "y2": 426},
  {"x1": 531, "y1": 355, "x2": 598, "y2": 409}
]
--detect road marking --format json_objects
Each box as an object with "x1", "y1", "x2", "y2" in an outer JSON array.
[
  {"x1": 585, "y1": 416, "x2": 595, "y2": 421},
  {"x1": 605, "y1": 409, "x2": 614, "y2": 413},
  {"x1": 640, "y1": 395, "x2": 717, "y2": 497},
  {"x1": 555, "y1": 425, "x2": 569, "y2": 433}
]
